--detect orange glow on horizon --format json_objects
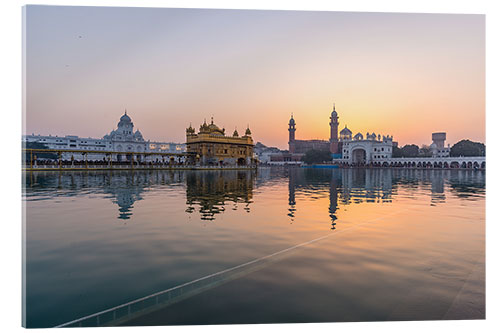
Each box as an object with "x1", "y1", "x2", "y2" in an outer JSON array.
[{"x1": 24, "y1": 7, "x2": 485, "y2": 149}]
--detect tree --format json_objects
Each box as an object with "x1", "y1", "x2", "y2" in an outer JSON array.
[
  {"x1": 301, "y1": 149, "x2": 332, "y2": 165},
  {"x1": 450, "y1": 139, "x2": 485, "y2": 157},
  {"x1": 419, "y1": 145, "x2": 433, "y2": 157},
  {"x1": 392, "y1": 146, "x2": 402, "y2": 157},
  {"x1": 393, "y1": 144, "x2": 419, "y2": 157}
]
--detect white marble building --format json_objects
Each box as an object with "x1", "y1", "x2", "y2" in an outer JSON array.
[
  {"x1": 429, "y1": 132, "x2": 451, "y2": 158},
  {"x1": 337, "y1": 126, "x2": 394, "y2": 165},
  {"x1": 23, "y1": 111, "x2": 186, "y2": 161},
  {"x1": 102, "y1": 111, "x2": 147, "y2": 154}
]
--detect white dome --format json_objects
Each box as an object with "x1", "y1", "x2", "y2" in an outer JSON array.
[
  {"x1": 340, "y1": 126, "x2": 352, "y2": 135},
  {"x1": 120, "y1": 112, "x2": 131, "y2": 122},
  {"x1": 118, "y1": 111, "x2": 133, "y2": 128},
  {"x1": 134, "y1": 130, "x2": 144, "y2": 141}
]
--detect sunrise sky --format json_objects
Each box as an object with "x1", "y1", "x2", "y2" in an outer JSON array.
[{"x1": 24, "y1": 6, "x2": 485, "y2": 149}]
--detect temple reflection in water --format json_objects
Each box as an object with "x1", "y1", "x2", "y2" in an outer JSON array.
[
  {"x1": 285, "y1": 168, "x2": 394, "y2": 229},
  {"x1": 24, "y1": 167, "x2": 485, "y2": 328},
  {"x1": 279, "y1": 167, "x2": 484, "y2": 230},
  {"x1": 185, "y1": 170, "x2": 254, "y2": 220},
  {"x1": 24, "y1": 168, "x2": 485, "y2": 225}
]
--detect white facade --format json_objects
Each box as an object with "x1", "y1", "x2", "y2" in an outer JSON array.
[
  {"x1": 339, "y1": 130, "x2": 394, "y2": 165},
  {"x1": 23, "y1": 111, "x2": 186, "y2": 160},
  {"x1": 385, "y1": 156, "x2": 485, "y2": 169},
  {"x1": 430, "y1": 145, "x2": 451, "y2": 158},
  {"x1": 430, "y1": 132, "x2": 451, "y2": 158},
  {"x1": 255, "y1": 148, "x2": 281, "y2": 164}
]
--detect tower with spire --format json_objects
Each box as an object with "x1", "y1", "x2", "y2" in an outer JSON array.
[
  {"x1": 288, "y1": 113, "x2": 296, "y2": 153},
  {"x1": 329, "y1": 103, "x2": 340, "y2": 154}
]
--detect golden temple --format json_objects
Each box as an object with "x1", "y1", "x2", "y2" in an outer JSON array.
[{"x1": 186, "y1": 118, "x2": 255, "y2": 166}]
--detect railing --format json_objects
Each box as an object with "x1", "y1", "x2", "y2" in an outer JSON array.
[
  {"x1": 23, "y1": 164, "x2": 257, "y2": 171},
  {"x1": 54, "y1": 231, "x2": 329, "y2": 327},
  {"x1": 330, "y1": 156, "x2": 485, "y2": 169},
  {"x1": 54, "y1": 207, "x2": 407, "y2": 328},
  {"x1": 22, "y1": 148, "x2": 257, "y2": 171}
]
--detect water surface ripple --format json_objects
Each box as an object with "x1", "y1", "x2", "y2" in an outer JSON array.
[{"x1": 23, "y1": 168, "x2": 485, "y2": 327}]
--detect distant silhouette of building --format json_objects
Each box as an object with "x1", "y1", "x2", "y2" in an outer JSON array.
[
  {"x1": 288, "y1": 104, "x2": 339, "y2": 154},
  {"x1": 287, "y1": 104, "x2": 395, "y2": 165}
]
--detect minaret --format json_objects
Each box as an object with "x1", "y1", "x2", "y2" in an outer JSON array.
[
  {"x1": 329, "y1": 103, "x2": 339, "y2": 154},
  {"x1": 288, "y1": 114, "x2": 296, "y2": 153}
]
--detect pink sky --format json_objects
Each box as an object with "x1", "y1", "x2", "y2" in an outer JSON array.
[{"x1": 25, "y1": 7, "x2": 485, "y2": 149}]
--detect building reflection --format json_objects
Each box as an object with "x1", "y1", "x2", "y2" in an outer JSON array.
[
  {"x1": 430, "y1": 170, "x2": 445, "y2": 205},
  {"x1": 337, "y1": 168, "x2": 394, "y2": 205},
  {"x1": 25, "y1": 171, "x2": 185, "y2": 220},
  {"x1": 24, "y1": 168, "x2": 485, "y2": 225},
  {"x1": 185, "y1": 170, "x2": 255, "y2": 221},
  {"x1": 287, "y1": 169, "x2": 296, "y2": 223},
  {"x1": 284, "y1": 168, "x2": 485, "y2": 229},
  {"x1": 107, "y1": 186, "x2": 143, "y2": 220},
  {"x1": 329, "y1": 176, "x2": 338, "y2": 230},
  {"x1": 25, "y1": 170, "x2": 256, "y2": 222},
  {"x1": 101, "y1": 171, "x2": 185, "y2": 220}
]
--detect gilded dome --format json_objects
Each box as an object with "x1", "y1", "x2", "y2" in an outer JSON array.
[
  {"x1": 199, "y1": 118, "x2": 225, "y2": 135},
  {"x1": 208, "y1": 123, "x2": 221, "y2": 132},
  {"x1": 208, "y1": 119, "x2": 224, "y2": 135}
]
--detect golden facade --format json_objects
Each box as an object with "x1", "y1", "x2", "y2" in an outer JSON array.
[{"x1": 186, "y1": 118, "x2": 255, "y2": 166}]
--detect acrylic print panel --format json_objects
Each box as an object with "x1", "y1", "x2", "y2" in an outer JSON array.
[{"x1": 22, "y1": 5, "x2": 485, "y2": 328}]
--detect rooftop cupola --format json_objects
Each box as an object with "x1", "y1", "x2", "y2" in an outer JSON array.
[
  {"x1": 331, "y1": 103, "x2": 338, "y2": 118},
  {"x1": 186, "y1": 123, "x2": 195, "y2": 134},
  {"x1": 118, "y1": 110, "x2": 133, "y2": 128},
  {"x1": 340, "y1": 125, "x2": 352, "y2": 135}
]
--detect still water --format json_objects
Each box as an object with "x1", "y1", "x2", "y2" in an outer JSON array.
[{"x1": 23, "y1": 168, "x2": 485, "y2": 327}]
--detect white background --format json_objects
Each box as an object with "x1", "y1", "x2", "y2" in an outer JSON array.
[{"x1": 1, "y1": 0, "x2": 498, "y2": 332}]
